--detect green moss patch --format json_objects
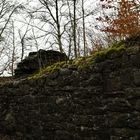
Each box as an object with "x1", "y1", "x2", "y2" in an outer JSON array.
[
  {"x1": 28, "y1": 43, "x2": 126, "y2": 80},
  {"x1": 94, "y1": 44, "x2": 126, "y2": 62},
  {"x1": 28, "y1": 61, "x2": 67, "y2": 80},
  {"x1": 111, "y1": 40, "x2": 125, "y2": 48}
]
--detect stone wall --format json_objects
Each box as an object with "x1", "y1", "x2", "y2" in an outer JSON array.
[{"x1": 0, "y1": 46, "x2": 140, "y2": 140}]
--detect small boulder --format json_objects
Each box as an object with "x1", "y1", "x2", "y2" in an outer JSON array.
[{"x1": 14, "y1": 49, "x2": 67, "y2": 76}]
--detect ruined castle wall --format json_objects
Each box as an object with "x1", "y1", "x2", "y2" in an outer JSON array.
[{"x1": 0, "y1": 46, "x2": 140, "y2": 140}]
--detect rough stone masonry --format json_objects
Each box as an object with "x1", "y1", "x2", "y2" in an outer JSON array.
[
  {"x1": 0, "y1": 46, "x2": 140, "y2": 140},
  {"x1": 14, "y1": 49, "x2": 67, "y2": 76}
]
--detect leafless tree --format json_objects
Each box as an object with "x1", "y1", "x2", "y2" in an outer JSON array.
[
  {"x1": 37, "y1": 0, "x2": 64, "y2": 53},
  {"x1": 18, "y1": 19, "x2": 31, "y2": 61},
  {"x1": 81, "y1": 0, "x2": 87, "y2": 56},
  {"x1": 0, "y1": 0, "x2": 24, "y2": 75},
  {"x1": 73, "y1": 0, "x2": 77, "y2": 58},
  {"x1": 0, "y1": 0, "x2": 23, "y2": 38}
]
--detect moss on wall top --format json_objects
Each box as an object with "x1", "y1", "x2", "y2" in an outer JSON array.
[{"x1": 28, "y1": 43, "x2": 126, "y2": 80}]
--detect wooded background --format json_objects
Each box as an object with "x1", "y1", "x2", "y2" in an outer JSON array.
[{"x1": 0, "y1": 0, "x2": 140, "y2": 76}]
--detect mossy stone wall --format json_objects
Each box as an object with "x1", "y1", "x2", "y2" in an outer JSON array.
[{"x1": 0, "y1": 46, "x2": 140, "y2": 140}]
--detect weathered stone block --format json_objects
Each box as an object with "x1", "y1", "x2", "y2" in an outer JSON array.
[
  {"x1": 104, "y1": 77, "x2": 122, "y2": 91},
  {"x1": 14, "y1": 49, "x2": 67, "y2": 76},
  {"x1": 133, "y1": 69, "x2": 140, "y2": 86}
]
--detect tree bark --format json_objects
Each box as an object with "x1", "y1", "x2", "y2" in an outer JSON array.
[{"x1": 73, "y1": 0, "x2": 77, "y2": 58}]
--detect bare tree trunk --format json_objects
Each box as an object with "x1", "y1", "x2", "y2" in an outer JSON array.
[
  {"x1": 77, "y1": 28, "x2": 81, "y2": 57},
  {"x1": 73, "y1": 0, "x2": 77, "y2": 58},
  {"x1": 31, "y1": 27, "x2": 42, "y2": 70},
  {"x1": 66, "y1": 0, "x2": 74, "y2": 58},
  {"x1": 11, "y1": 21, "x2": 16, "y2": 76},
  {"x1": 82, "y1": 0, "x2": 87, "y2": 56},
  {"x1": 18, "y1": 31, "x2": 25, "y2": 61},
  {"x1": 18, "y1": 19, "x2": 30, "y2": 61},
  {"x1": 55, "y1": 0, "x2": 63, "y2": 53},
  {"x1": 68, "y1": 33, "x2": 72, "y2": 59},
  {"x1": 39, "y1": 0, "x2": 63, "y2": 53}
]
